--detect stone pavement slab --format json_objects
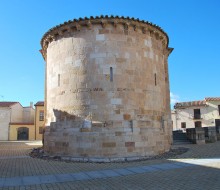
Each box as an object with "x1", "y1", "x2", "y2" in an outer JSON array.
[
  {"x1": 151, "y1": 163, "x2": 182, "y2": 170},
  {"x1": 54, "y1": 173, "x2": 73, "y2": 183},
  {"x1": 70, "y1": 172, "x2": 90, "y2": 181},
  {"x1": 141, "y1": 165, "x2": 159, "y2": 172},
  {"x1": 112, "y1": 168, "x2": 134, "y2": 176},
  {"x1": 0, "y1": 156, "x2": 29, "y2": 160},
  {"x1": 99, "y1": 169, "x2": 120, "y2": 177},
  {"x1": 84, "y1": 171, "x2": 104, "y2": 179},
  {"x1": 126, "y1": 166, "x2": 147, "y2": 173},
  {"x1": 22, "y1": 176, "x2": 41, "y2": 185},
  {"x1": 4, "y1": 177, "x2": 22, "y2": 187},
  {"x1": 39, "y1": 175, "x2": 57, "y2": 184}
]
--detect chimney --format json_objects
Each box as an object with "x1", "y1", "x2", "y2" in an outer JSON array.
[{"x1": 30, "y1": 102, "x2": 33, "y2": 108}]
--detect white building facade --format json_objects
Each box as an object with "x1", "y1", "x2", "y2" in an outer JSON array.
[{"x1": 172, "y1": 97, "x2": 220, "y2": 132}]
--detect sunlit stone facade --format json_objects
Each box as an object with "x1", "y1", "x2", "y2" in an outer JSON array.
[{"x1": 40, "y1": 16, "x2": 173, "y2": 161}]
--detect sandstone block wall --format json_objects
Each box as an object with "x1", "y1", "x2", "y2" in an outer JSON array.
[{"x1": 41, "y1": 16, "x2": 173, "y2": 160}]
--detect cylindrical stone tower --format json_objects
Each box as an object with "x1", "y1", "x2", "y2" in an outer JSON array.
[{"x1": 40, "y1": 16, "x2": 173, "y2": 161}]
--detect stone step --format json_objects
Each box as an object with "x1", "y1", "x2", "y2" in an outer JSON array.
[
  {"x1": 173, "y1": 140, "x2": 192, "y2": 145},
  {"x1": 173, "y1": 137, "x2": 188, "y2": 140},
  {"x1": 173, "y1": 136, "x2": 188, "y2": 140}
]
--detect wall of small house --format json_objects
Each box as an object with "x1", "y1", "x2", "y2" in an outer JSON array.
[
  {"x1": 0, "y1": 108, "x2": 11, "y2": 140},
  {"x1": 10, "y1": 103, "x2": 23, "y2": 122},
  {"x1": 172, "y1": 101, "x2": 220, "y2": 131}
]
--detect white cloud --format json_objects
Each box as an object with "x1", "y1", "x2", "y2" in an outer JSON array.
[{"x1": 170, "y1": 92, "x2": 180, "y2": 105}]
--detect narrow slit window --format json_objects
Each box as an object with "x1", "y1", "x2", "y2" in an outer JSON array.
[
  {"x1": 58, "y1": 74, "x2": 60, "y2": 86},
  {"x1": 218, "y1": 105, "x2": 220, "y2": 115},
  {"x1": 110, "y1": 67, "x2": 113, "y2": 82},
  {"x1": 154, "y1": 73, "x2": 157, "y2": 86}
]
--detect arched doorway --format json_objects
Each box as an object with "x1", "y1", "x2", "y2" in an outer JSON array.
[{"x1": 17, "y1": 127, "x2": 29, "y2": 140}]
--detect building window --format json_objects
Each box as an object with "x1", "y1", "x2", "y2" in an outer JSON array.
[
  {"x1": 194, "y1": 109, "x2": 201, "y2": 119},
  {"x1": 218, "y1": 105, "x2": 220, "y2": 115},
  {"x1": 110, "y1": 67, "x2": 113, "y2": 82},
  {"x1": 39, "y1": 127, "x2": 44, "y2": 134},
  {"x1": 154, "y1": 73, "x2": 157, "y2": 86},
  {"x1": 195, "y1": 121, "x2": 202, "y2": 128},
  {"x1": 181, "y1": 122, "x2": 186, "y2": 128},
  {"x1": 39, "y1": 111, "x2": 44, "y2": 121}
]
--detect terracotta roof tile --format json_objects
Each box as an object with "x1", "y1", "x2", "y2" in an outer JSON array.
[
  {"x1": 205, "y1": 97, "x2": 220, "y2": 101},
  {"x1": 174, "y1": 100, "x2": 206, "y2": 109},
  {"x1": 174, "y1": 97, "x2": 220, "y2": 109},
  {"x1": 0, "y1": 102, "x2": 19, "y2": 107}
]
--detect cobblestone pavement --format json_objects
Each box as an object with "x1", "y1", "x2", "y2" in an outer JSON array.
[{"x1": 0, "y1": 141, "x2": 220, "y2": 189}]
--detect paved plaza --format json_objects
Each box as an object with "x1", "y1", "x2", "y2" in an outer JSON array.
[{"x1": 0, "y1": 141, "x2": 220, "y2": 189}]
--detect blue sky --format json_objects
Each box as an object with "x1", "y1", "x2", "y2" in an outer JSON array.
[{"x1": 0, "y1": 0, "x2": 219, "y2": 108}]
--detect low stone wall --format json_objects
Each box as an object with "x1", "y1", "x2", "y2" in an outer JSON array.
[
  {"x1": 186, "y1": 126, "x2": 220, "y2": 144},
  {"x1": 204, "y1": 127, "x2": 217, "y2": 143},
  {"x1": 216, "y1": 126, "x2": 220, "y2": 141},
  {"x1": 186, "y1": 128, "x2": 205, "y2": 144}
]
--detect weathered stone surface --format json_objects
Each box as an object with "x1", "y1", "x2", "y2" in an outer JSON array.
[
  {"x1": 123, "y1": 114, "x2": 131, "y2": 120},
  {"x1": 80, "y1": 128, "x2": 91, "y2": 132},
  {"x1": 102, "y1": 142, "x2": 116, "y2": 148},
  {"x1": 125, "y1": 142, "x2": 135, "y2": 147},
  {"x1": 115, "y1": 131, "x2": 123, "y2": 136},
  {"x1": 41, "y1": 16, "x2": 173, "y2": 160}
]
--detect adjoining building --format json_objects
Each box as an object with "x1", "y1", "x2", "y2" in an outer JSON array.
[
  {"x1": 0, "y1": 101, "x2": 44, "y2": 141},
  {"x1": 0, "y1": 102, "x2": 25, "y2": 140},
  {"x1": 34, "y1": 101, "x2": 45, "y2": 140},
  {"x1": 172, "y1": 97, "x2": 220, "y2": 132},
  {"x1": 40, "y1": 15, "x2": 173, "y2": 161}
]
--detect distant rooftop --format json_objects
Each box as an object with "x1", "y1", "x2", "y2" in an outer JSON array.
[
  {"x1": 9, "y1": 122, "x2": 34, "y2": 125},
  {"x1": 174, "y1": 101, "x2": 206, "y2": 109},
  {"x1": 0, "y1": 102, "x2": 19, "y2": 108},
  {"x1": 174, "y1": 97, "x2": 220, "y2": 109},
  {"x1": 34, "y1": 101, "x2": 44, "y2": 106}
]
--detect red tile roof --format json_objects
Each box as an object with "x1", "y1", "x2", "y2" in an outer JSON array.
[
  {"x1": 174, "y1": 101, "x2": 206, "y2": 109},
  {"x1": 0, "y1": 102, "x2": 19, "y2": 107},
  {"x1": 34, "y1": 101, "x2": 44, "y2": 106},
  {"x1": 205, "y1": 97, "x2": 220, "y2": 101},
  {"x1": 174, "y1": 97, "x2": 220, "y2": 109}
]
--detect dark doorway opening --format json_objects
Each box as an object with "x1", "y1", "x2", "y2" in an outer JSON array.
[
  {"x1": 215, "y1": 119, "x2": 220, "y2": 133},
  {"x1": 195, "y1": 121, "x2": 202, "y2": 128},
  {"x1": 17, "y1": 127, "x2": 29, "y2": 140},
  {"x1": 194, "y1": 109, "x2": 201, "y2": 119}
]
